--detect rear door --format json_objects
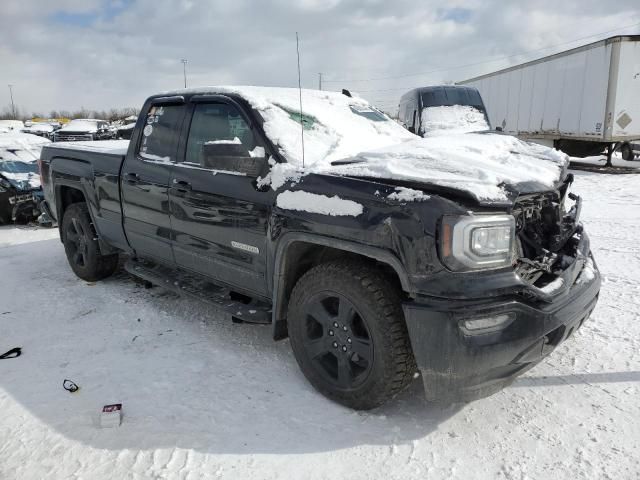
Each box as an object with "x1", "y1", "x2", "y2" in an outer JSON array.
[
  {"x1": 168, "y1": 97, "x2": 274, "y2": 298},
  {"x1": 121, "y1": 99, "x2": 186, "y2": 264}
]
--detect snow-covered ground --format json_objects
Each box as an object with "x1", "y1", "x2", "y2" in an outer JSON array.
[{"x1": 1, "y1": 171, "x2": 639, "y2": 479}]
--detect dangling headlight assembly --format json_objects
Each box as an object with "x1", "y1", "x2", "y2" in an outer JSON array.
[{"x1": 439, "y1": 215, "x2": 515, "y2": 271}]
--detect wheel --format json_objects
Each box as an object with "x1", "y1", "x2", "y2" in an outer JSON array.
[
  {"x1": 287, "y1": 260, "x2": 416, "y2": 410},
  {"x1": 620, "y1": 143, "x2": 633, "y2": 161},
  {"x1": 61, "y1": 203, "x2": 119, "y2": 281}
]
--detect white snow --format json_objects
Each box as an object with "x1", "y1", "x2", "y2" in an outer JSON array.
[
  {"x1": 1, "y1": 171, "x2": 40, "y2": 189},
  {"x1": 0, "y1": 120, "x2": 25, "y2": 131},
  {"x1": 538, "y1": 276, "x2": 564, "y2": 295},
  {"x1": 577, "y1": 257, "x2": 596, "y2": 284},
  {"x1": 0, "y1": 170, "x2": 639, "y2": 479},
  {"x1": 58, "y1": 119, "x2": 100, "y2": 133},
  {"x1": 21, "y1": 123, "x2": 55, "y2": 134},
  {"x1": 205, "y1": 137, "x2": 241, "y2": 145},
  {"x1": 46, "y1": 140, "x2": 130, "y2": 156},
  {"x1": 421, "y1": 105, "x2": 490, "y2": 136},
  {"x1": 158, "y1": 86, "x2": 566, "y2": 203},
  {"x1": 276, "y1": 190, "x2": 363, "y2": 216},
  {"x1": 0, "y1": 130, "x2": 50, "y2": 153},
  {"x1": 387, "y1": 187, "x2": 431, "y2": 202},
  {"x1": 327, "y1": 134, "x2": 568, "y2": 202}
]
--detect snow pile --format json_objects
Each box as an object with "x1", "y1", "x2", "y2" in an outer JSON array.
[
  {"x1": 421, "y1": 105, "x2": 489, "y2": 136},
  {"x1": 327, "y1": 134, "x2": 568, "y2": 202},
  {"x1": 387, "y1": 187, "x2": 430, "y2": 202},
  {"x1": 577, "y1": 257, "x2": 597, "y2": 284},
  {"x1": 1, "y1": 171, "x2": 40, "y2": 189},
  {"x1": 538, "y1": 276, "x2": 565, "y2": 295},
  {"x1": 276, "y1": 190, "x2": 363, "y2": 216},
  {"x1": 22, "y1": 123, "x2": 55, "y2": 134},
  {"x1": 58, "y1": 120, "x2": 100, "y2": 133}
]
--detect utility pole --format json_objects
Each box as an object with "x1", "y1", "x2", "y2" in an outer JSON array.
[
  {"x1": 181, "y1": 59, "x2": 188, "y2": 88},
  {"x1": 8, "y1": 84, "x2": 16, "y2": 119},
  {"x1": 318, "y1": 72, "x2": 322, "y2": 91}
]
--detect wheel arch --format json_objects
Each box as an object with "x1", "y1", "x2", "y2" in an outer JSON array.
[
  {"x1": 270, "y1": 232, "x2": 413, "y2": 340},
  {"x1": 55, "y1": 183, "x2": 117, "y2": 255}
]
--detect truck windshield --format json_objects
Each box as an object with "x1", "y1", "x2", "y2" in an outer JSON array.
[
  {"x1": 0, "y1": 160, "x2": 39, "y2": 174},
  {"x1": 421, "y1": 88, "x2": 486, "y2": 112}
]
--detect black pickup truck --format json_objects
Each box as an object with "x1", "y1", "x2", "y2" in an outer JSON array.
[{"x1": 39, "y1": 87, "x2": 600, "y2": 409}]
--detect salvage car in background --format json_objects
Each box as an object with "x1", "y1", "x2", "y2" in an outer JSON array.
[
  {"x1": 0, "y1": 120, "x2": 25, "y2": 133},
  {"x1": 21, "y1": 122, "x2": 58, "y2": 139},
  {"x1": 53, "y1": 119, "x2": 115, "y2": 142},
  {"x1": 0, "y1": 132, "x2": 49, "y2": 224}
]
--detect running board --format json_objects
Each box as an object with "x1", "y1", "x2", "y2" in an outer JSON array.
[{"x1": 124, "y1": 258, "x2": 272, "y2": 324}]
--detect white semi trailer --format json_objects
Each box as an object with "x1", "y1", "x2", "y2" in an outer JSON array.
[{"x1": 460, "y1": 35, "x2": 640, "y2": 165}]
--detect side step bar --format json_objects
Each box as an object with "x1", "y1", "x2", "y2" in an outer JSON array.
[{"x1": 125, "y1": 258, "x2": 272, "y2": 324}]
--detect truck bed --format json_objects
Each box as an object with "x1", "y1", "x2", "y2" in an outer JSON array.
[
  {"x1": 40, "y1": 140, "x2": 131, "y2": 252},
  {"x1": 41, "y1": 140, "x2": 129, "y2": 173}
]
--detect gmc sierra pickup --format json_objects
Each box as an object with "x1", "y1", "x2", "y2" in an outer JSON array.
[{"x1": 39, "y1": 87, "x2": 601, "y2": 409}]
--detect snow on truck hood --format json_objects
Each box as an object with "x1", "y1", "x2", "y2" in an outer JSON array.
[
  {"x1": 327, "y1": 133, "x2": 569, "y2": 203},
  {"x1": 164, "y1": 86, "x2": 568, "y2": 203}
]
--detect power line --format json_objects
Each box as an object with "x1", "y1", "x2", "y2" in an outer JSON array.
[{"x1": 323, "y1": 21, "x2": 640, "y2": 84}]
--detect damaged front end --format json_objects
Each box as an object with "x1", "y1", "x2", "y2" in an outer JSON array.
[
  {"x1": 512, "y1": 174, "x2": 592, "y2": 297},
  {"x1": 0, "y1": 179, "x2": 44, "y2": 224}
]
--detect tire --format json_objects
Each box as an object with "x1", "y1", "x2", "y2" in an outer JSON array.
[
  {"x1": 287, "y1": 260, "x2": 416, "y2": 410},
  {"x1": 620, "y1": 143, "x2": 633, "y2": 161},
  {"x1": 61, "y1": 202, "x2": 118, "y2": 282}
]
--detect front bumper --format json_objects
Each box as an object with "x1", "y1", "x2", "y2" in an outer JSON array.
[{"x1": 403, "y1": 252, "x2": 601, "y2": 403}]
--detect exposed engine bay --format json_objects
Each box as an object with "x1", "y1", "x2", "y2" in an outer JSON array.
[{"x1": 512, "y1": 174, "x2": 583, "y2": 287}]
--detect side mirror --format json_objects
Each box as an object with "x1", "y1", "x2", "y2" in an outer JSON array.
[{"x1": 202, "y1": 143, "x2": 267, "y2": 177}]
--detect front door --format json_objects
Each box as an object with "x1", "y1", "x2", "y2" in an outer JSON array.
[
  {"x1": 121, "y1": 102, "x2": 186, "y2": 264},
  {"x1": 168, "y1": 100, "x2": 274, "y2": 298}
]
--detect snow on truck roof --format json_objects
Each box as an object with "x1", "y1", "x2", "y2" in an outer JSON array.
[{"x1": 161, "y1": 86, "x2": 416, "y2": 167}]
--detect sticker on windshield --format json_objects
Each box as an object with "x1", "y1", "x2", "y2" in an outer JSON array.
[{"x1": 143, "y1": 125, "x2": 153, "y2": 137}]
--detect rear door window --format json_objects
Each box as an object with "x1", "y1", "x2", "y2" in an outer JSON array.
[{"x1": 138, "y1": 105, "x2": 185, "y2": 163}]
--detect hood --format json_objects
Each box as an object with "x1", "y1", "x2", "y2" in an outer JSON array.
[
  {"x1": 324, "y1": 133, "x2": 568, "y2": 206},
  {"x1": 1, "y1": 171, "x2": 40, "y2": 191}
]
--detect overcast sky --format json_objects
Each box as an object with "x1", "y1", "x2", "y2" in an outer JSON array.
[{"x1": 1, "y1": 0, "x2": 639, "y2": 115}]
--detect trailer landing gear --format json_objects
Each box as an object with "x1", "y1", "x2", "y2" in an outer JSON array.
[{"x1": 605, "y1": 144, "x2": 614, "y2": 168}]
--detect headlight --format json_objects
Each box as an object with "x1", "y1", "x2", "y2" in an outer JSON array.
[{"x1": 440, "y1": 214, "x2": 515, "y2": 271}]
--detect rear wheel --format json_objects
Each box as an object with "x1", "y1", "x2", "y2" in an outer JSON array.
[
  {"x1": 287, "y1": 260, "x2": 416, "y2": 410},
  {"x1": 61, "y1": 203, "x2": 118, "y2": 281},
  {"x1": 621, "y1": 143, "x2": 633, "y2": 161}
]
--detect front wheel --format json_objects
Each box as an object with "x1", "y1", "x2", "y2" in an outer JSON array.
[
  {"x1": 61, "y1": 203, "x2": 119, "y2": 281},
  {"x1": 287, "y1": 260, "x2": 416, "y2": 410}
]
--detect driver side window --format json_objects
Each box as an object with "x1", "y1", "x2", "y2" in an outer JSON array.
[{"x1": 185, "y1": 103, "x2": 264, "y2": 173}]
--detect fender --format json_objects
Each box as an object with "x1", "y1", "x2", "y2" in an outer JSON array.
[
  {"x1": 270, "y1": 231, "x2": 414, "y2": 339},
  {"x1": 51, "y1": 157, "x2": 119, "y2": 255}
]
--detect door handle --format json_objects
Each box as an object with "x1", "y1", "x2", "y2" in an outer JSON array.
[
  {"x1": 125, "y1": 172, "x2": 140, "y2": 184},
  {"x1": 172, "y1": 179, "x2": 192, "y2": 192}
]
